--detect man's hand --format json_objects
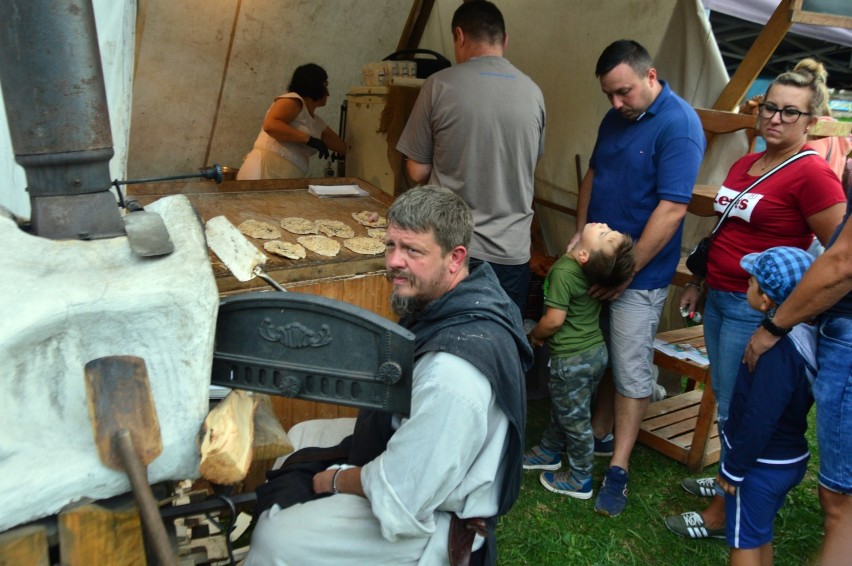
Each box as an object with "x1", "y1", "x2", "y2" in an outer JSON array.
[
  {"x1": 743, "y1": 326, "x2": 781, "y2": 372},
  {"x1": 307, "y1": 136, "x2": 330, "y2": 159},
  {"x1": 715, "y1": 474, "x2": 736, "y2": 496},
  {"x1": 566, "y1": 231, "x2": 581, "y2": 253},
  {"x1": 588, "y1": 274, "x2": 633, "y2": 301}
]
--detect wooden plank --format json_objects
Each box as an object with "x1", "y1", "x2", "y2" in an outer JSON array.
[
  {"x1": 711, "y1": 0, "x2": 793, "y2": 114},
  {"x1": 0, "y1": 525, "x2": 49, "y2": 566},
  {"x1": 396, "y1": 0, "x2": 436, "y2": 51},
  {"x1": 58, "y1": 502, "x2": 146, "y2": 566},
  {"x1": 695, "y1": 108, "x2": 757, "y2": 137},
  {"x1": 656, "y1": 326, "x2": 705, "y2": 343},
  {"x1": 643, "y1": 390, "x2": 703, "y2": 419},
  {"x1": 643, "y1": 404, "x2": 701, "y2": 429},
  {"x1": 637, "y1": 430, "x2": 688, "y2": 463},
  {"x1": 688, "y1": 185, "x2": 718, "y2": 217}
]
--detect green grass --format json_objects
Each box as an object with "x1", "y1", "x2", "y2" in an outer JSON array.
[{"x1": 496, "y1": 398, "x2": 824, "y2": 565}]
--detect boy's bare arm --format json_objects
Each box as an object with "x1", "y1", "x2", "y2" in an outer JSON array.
[{"x1": 528, "y1": 307, "x2": 567, "y2": 347}]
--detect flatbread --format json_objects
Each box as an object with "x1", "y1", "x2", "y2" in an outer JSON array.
[
  {"x1": 366, "y1": 228, "x2": 387, "y2": 240},
  {"x1": 316, "y1": 219, "x2": 355, "y2": 239},
  {"x1": 263, "y1": 240, "x2": 306, "y2": 260},
  {"x1": 238, "y1": 219, "x2": 281, "y2": 240},
  {"x1": 280, "y1": 217, "x2": 319, "y2": 235},
  {"x1": 297, "y1": 235, "x2": 341, "y2": 257},
  {"x1": 343, "y1": 237, "x2": 386, "y2": 255},
  {"x1": 351, "y1": 210, "x2": 387, "y2": 228}
]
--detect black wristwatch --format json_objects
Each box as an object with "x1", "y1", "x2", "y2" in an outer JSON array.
[{"x1": 761, "y1": 310, "x2": 791, "y2": 337}]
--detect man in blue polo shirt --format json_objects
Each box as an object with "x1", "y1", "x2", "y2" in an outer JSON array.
[{"x1": 571, "y1": 39, "x2": 706, "y2": 517}]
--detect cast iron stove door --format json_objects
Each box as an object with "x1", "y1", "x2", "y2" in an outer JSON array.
[{"x1": 212, "y1": 292, "x2": 414, "y2": 415}]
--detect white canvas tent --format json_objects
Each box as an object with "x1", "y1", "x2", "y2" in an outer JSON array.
[{"x1": 0, "y1": 0, "x2": 846, "y2": 243}]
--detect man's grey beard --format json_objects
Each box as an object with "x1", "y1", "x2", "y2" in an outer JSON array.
[{"x1": 390, "y1": 291, "x2": 427, "y2": 317}]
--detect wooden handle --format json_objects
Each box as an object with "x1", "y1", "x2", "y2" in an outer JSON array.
[{"x1": 115, "y1": 430, "x2": 177, "y2": 566}]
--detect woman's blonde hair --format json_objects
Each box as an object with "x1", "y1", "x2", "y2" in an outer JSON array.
[{"x1": 767, "y1": 58, "x2": 831, "y2": 117}]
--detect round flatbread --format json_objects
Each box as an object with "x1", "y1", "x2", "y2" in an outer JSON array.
[
  {"x1": 297, "y1": 235, "x2": 341, "y2": 257},
  {"x1": 344, "y1": 237, "x2": 386, "y2": 255},
  {"x1": 351, "y1": 210, "x2": 387, "y2": 228},
  {"x1": 316, "y1": 219, "x2": 355, "y2": 239},
  {"x1": 366, "y1": 228, "x2": 387, "y2": 240},
  {"x1": 280, "y1": 217, "x2": 319, "y2": 235},
  {"x1": 263, "y1": 240, "x2": 306, "y2": 260},
  {"x1": 238, "y1": 219, "x2": 281, "y2": 239}
]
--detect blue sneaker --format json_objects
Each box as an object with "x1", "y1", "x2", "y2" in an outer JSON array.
[
  {"x1": 594, "y1": 466, "x2": 629, "y2": 517},
  {"x1": 522, "y1": 445, "x2": 561, "y2": 470},
  {"x1": 594, "y1": 433, "x2": 614, "y2": 457},
  {"x1": 540, "y1": 471, "x2": 593, "y2": 499}
]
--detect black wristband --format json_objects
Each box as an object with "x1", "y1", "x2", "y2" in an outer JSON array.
[{"x1": 761, "y1": 315, "x2": 791, "y2": 337}]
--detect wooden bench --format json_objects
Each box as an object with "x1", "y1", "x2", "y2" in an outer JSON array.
[{"x1": 640, "y1": 326, "x2": 720, "y2": 472}]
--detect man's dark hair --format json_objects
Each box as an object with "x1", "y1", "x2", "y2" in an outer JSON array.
[
  {"x1": 451, "y1": 1, "x2": 505, "y2": 45},
  {"x1": 581, "y1": 235, "x2": 635, "y2": 288},
  {"x1": 288, "y1": 63, "x2": 328, "y2": 100},
  {"x1": 595, "y1": 40, "x2": 653, "y2": 78}
]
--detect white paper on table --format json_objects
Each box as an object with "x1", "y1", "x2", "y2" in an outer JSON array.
[{"x1": 308, "y1": 184, "x2": 369, "y2": 197}]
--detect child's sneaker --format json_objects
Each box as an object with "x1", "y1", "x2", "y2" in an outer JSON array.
[
  {"x1": 522, "y1": 445, "x2": 561, "y2": 470},
  {"x1": 681, "y1": 477, "x2": 717, "y2": 498},
  {"x1": 594, "y1": 465, "x2": 629, "y2": 517},
  {"x1": 593, "y1": 433, "x2": 614, "y2": 457},
  {"x1": 540, "y1": 471, "x2": 593, "y2": 499}
]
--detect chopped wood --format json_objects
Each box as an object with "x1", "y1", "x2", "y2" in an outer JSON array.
[
  {"x1": 199, "y1": 391, "x2": 258, "y2": 485},
  {"x1": 252, "y1": 393, "x2": 294, "y2": 461}
]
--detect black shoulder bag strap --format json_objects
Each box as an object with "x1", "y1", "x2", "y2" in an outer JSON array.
[{"x1": 707, "y1": 149, "x2": 819, "y2": 240}]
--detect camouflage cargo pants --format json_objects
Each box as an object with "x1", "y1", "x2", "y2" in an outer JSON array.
[{"x1": 540, "y1": 343, "x2": 608, "y2": 479}]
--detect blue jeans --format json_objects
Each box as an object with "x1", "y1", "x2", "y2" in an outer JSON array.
[
  {"x1": 815, "y1": 315, "x2": 852, "y2": 494},
  {"x1": 703, "y1": 289, "x2": 763, "y2": 460}
]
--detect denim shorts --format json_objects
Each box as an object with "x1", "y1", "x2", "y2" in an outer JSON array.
[
  {"x1": 601, "y1": 288, "x2": 668, "y2": 398},
  {"x1": 814, "y1": 315, "x2": 852, "y2": 494},
  {"x1": 725, "y1": 463, "x2": 807, "y2": 549}
]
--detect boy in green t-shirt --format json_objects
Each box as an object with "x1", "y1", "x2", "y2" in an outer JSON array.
[{"x1": 525, "y1": 223, "x2": 634, "y2": 499}]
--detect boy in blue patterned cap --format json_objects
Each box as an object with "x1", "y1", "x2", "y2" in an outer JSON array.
[{"x1": 714, "y1": 246, "x2": 816, "y2": 565}]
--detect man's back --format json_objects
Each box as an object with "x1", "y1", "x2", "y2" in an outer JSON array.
[{"x1": 397, "y1": 56, "x2": 545, "y2": 265}]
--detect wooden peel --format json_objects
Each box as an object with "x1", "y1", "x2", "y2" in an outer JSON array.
[
  {"x1": 84, "y1": 356, "x2": 177, "y2": 566},
  {"x1": 205, "y1": 215, "x2": 287, "y2": 292}
]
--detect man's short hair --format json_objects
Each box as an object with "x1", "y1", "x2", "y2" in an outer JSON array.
[
  {"x1": 387, "y1": 186, "x2": 473, "y2": 255},
  {"x1": 288, "y1": 63, "x2": 328, "y2": 100},
  {"x1": 595, "y1": 40, "x2": 653, "y2": 78},
  {"x1": 582, "y1": 235, "x2": 635, "y2": 288},
  {"x1": 451, "y1": 1, "x2": 505, "y2": 45}
]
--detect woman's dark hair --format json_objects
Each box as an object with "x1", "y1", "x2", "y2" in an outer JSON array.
[{"x1": 288, "y1": 63, "x2": 328, "y2": 100}]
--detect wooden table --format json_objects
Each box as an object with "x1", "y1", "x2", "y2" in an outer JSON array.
[
  {"x1": 130, "y1": 177, "x2": 397, "y2": 429},
  {"x1": 639, "y1": 326, "x2": 720, "y2": 472}
]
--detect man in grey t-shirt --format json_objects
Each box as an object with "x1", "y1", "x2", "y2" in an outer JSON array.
[{"x1": 396, "y1": 0, "x2": 545, "y2": 315}]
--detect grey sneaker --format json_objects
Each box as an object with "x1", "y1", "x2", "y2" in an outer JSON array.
[
  {"x1": 664, "y1": 511, "x2": 726, "y2": 539},
  {"x1": 522, "y1": 445, "x2": 561, "y2": 471},
  {"x1": 681, "y1": 477, "x2": 717, "y2": 498},
  {"x1": 540, "y1": 471, "x2": 593, "y2": 500}
]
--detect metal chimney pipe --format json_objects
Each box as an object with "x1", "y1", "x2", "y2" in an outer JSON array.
[{"x1": 0, "y1": 0, "x2": 124, "y2": 239}]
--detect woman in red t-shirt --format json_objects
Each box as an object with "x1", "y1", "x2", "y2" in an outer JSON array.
[{"x1": 665, "y1": 59, "x2": 846, "y2": 542}]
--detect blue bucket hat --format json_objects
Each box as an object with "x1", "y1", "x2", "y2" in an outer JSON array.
[{"x1": 740, "y1": 246, "x2": 814, "y2": 304}]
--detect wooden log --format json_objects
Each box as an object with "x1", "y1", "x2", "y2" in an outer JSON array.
[
  {"x1": 58, "y1": 502, "x2": 146, "y2": 566},
  {"x1": 0, "y1": 525, "x2": 49, "y2": 566},
  {"x1": 199, "y1": 390, "x2": 258, "y2": 485}
]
